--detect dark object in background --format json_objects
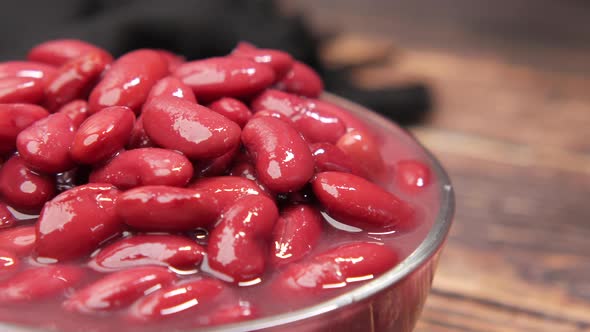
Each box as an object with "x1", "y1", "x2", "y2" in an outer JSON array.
[{"x1": 0, "y1": 0, "x2": 430, "y2": 124}]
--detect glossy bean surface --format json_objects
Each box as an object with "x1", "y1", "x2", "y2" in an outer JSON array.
[
  {"x1": 70, "y1": 106, "x2": 135, "y2": 164},
  {"x1": 208, "y1": 97, "x2": 252, "y2": 128},
  {"x1": 0, "y1": 77, "x2": 44, "y2": 104},
  {"x1": 88, "y1": 49, "x2": 168, "y2": 114},
  {"x1": 35, "y1": 184, "x2": 122, "y2": 261},
  {"x1": 16, "y1": 112, "x2": 76, "y2": 173},
  {"x1": 143, "y1": 96, "x2": 241, "y2": 159},
  {"x1": 0, "y1": 103, "x2": 49, "y2": 156},
  {"x1": 0, "y1": 155, "x2": 56, "y2": 212},
  {"x1": 89, "y1": 148, "x2": 193, "y2": 189},
  {"x1": 27, "y1": 39, "x2": 106, "y2": 66},
  {"x1": 0, "y1": 226, "x2": 36, "y2": 256},
  {"x1": 116, "y1": 186, "x2": 219, "y2": 231},
  {"x1": 312, "y1": 172, "x2": 414, "y2": 231},
  {"x1": 242, "y1": 116, "x2": 314, "y2": 193},
  {"x1": 0, "y1": 265, "x2": 85, "y2": 302}
]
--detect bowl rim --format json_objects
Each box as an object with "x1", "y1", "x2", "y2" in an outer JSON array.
[
  {"x1": 0, "y1": 93, "x2": 455, "y2": 332},
  {"x1": 199, "y1": 92, "x2": 456, "y2": 331}
]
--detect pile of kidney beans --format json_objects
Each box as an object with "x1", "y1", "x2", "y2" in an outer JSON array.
[{"x1": 0, "y1": 39, "x2": 434, "y2": 330}]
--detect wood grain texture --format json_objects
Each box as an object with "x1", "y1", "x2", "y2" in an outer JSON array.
[{"x1": 280, "y1": 1, "x2": 590, "y2": 331}]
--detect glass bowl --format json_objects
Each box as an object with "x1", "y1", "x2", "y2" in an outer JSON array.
[{"x1": 0, "y1": 93, "x2": 454, "y2": 332}]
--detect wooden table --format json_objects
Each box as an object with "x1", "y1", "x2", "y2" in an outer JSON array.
[{"x1": 281, "y1": 1, "x2": 590, "y2": 330}]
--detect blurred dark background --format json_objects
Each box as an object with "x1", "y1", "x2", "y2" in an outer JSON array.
[{"x1": 2, "y1": 1, "x2": 589, "y2": 331}]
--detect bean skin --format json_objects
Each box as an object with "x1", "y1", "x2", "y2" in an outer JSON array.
[
  {"x1": 0, "y1": 61, "x2": 57, "y2": 87},
  {"x1": 0, "y1": 77, "x2": 44, "y2": 104},
  {"x1": 251, "y1": 89, "x2": 345, "y2": 144},
  {"x1": 312, "y1": 172, "x2": 414, "y2": 231},
  {"x1": 394, "y1": 160, "x2": 431, "y2": 193},
  {"x1": 208, "y1": 195, "x2": 278, "y2": 283},
  {"x1": 89, "y1": 148, "x2": 193, "y2": 189},
  {"x1": 231, "y1": 43, "x2": 294, "y2": 80},
  {"x1": 127, "y1": 278, "x2": 225, "y2": 322},
  {"x1": 88, "y1": 49, "x2": 168, "y2": 114},
  {"x1": 276, "y1": 61, "x2": 324, "y2": 98},
  {"x1": 70, "y1": 106, "x2": 135, "y2": 164},
  {"x1": 64, "y1": 266, "x2": 176, "y2": 314},
  {"x1": 0, "y1": 265, "x2": 85, "y2": 302},
  {"x1": 0, "y1": 249, "x2": 19, "y2": 277},
  {"x1": 207, "y1": 302, "x2": 258, "y2": 326},
  {"x1": 275, "y1": 242, "x2": 399, "y2": 295},
  {"x1": 208, "y1": 97, "x2": 252, "y2": 128},
  {"x1": 16, "y1": 112, "x2": 76, "y2": 174},
  {"x1": 189, "y1": 176, "x2": 266, "y2": 210},
  {"x1": 27, "y1": 39, "x2": 107, "y2": 67},
  {"x1": 116, "y1": 186, "x2": 220, "y2": 232},
  {"x1": 173, "y1": 57, "x2": 275, "y2": 102},
  {"x1": 142, "y1": 96, "x2": 241, "y2": 159},
  {"x1": 126, "y1": 114, "x2": 154, "y2": 149},
  {"x1": 241, "y1": 116, "x2": 314, "y2": 193},
  {"x1": 192, "y1": 145, "x2": 239, "y2": 177},
  {"x1": 0, "y1": 103, "x2": 49, "y2": 156},
  {"x1": 57, "y1": 100, "x2": 90, "y2": 128},
  {"x1": 270, "y1": 204, "x2": 323, "y2": 267},
  {"x1": 310, "y1": 142, "x2": 364, "y2": 176},
  {"x1": 0, "y1": 226, "x2": 36, "y2": 256},
  {"x1": 0, "y1": 202, "x2": 16, "y2": 229},
  {"x1": 336, "y1": 129, "x2": 385, "y2": 179},
  {"x1": 44, "y1": 49, "x2": 113, "y2": 111},
  {"x1": 155, "y1": 50, "x2": 185, "y2": 73},
  {"x1": 92, "y1": 234, "x2": 205, "y2": 271},
  {"x1": 35, "y1": 184, "x2": 122, "y2": 261},
  {"x1": 0, "y1": 155, "x2": 56, "y2": 213},
  {"x1": 145, "y1": 76, "x2": 197, "y2": 104}
]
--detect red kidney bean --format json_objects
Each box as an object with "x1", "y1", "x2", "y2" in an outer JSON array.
[
  {"x1": 305, "y1": 98, "x2": 371, "y2": 133},
  {"x1": 27, "y1": 39, "x2": 106, "y2": 67},
  {"x1": 128, "y1": 278, "x2": 225, "y2": 322},
  {"x1": 44, "y1": 50, "x2": 113, "y2": 111},
  {"x1": 145, "y1": 76, "x2": 196, "y2": 104},
  {"x1": 250, "y1": 89, "x2": 301, "y2": 117},
  {"x1": 271, "y1": 205, "x2": 323, "y2": 267},
  {"x1": 93, "y1": 234, "x2": 205, "y2": 271},
  {"x1": 89, "y1": 148, "x2": 193, "y2": 189},
  {"x1": 0, "y1": 103, "x2": 49, "y2": 156},
  {"x1": 0, "y1": 202, "x2": 16, "y2": 229},
  {"x1": 88, "y1": 49, "x2": 169, "y2": 114},
  {"x1": 208, "y1": 195, "x2": 278, "y2": 283},
  {"x1": 155, "y1": 50, "x2": 185, "y2": 73},
  {"x1": 0, "y1": 226, "x2": 36, "y2": 256},
  {"x1": 57, "y1": 100, "x2": 90, "y2": 128},
  {"x1": 242, "y1": 116, "x2": 314, "y2": 193},
  {"x1": 228, "y1": 160, "x2": 274, "y2": 196},
  {"x1": 70, "y1": 106, "x2": 135, "y2": 164},
  {"x1": 276, "y1": 61, "x2": 324, "y2": 98},
  {"x1": 64, "y1": 266, "x2": 176, "y2": 314},
  {"x1": 0, "y1": 265, "x2": 85, "y2": 302},
  {"x1": 207, "y1": 302, "x2": 258, "y2": 326},
  {"x1": 251, "y1": 90, "x2": 345, "y2": 143},
  {"x1": 0, "y1": 77, "x2": 44, "y2": 104},
  {"x1": 193, "y1": 145, "x2": 239, "y2": 177},
  {"x1": 142, "y1": 96, "x2": 241, "y2": 159},
  {"x1": 311, "y1": 172, "x2": 414, "y2": 231},
  {"x1": 250, "y1": 109, "x2": 293, "y2": 125},
  {"x1": 189, "y1": 176, "x2": 265, "y2": 209},
  {"x1": 127, "y1": 113, "x2": 154, "y2": 149},
  {"x1": 395, "y1": 160, "x2": 431, "y2": 193},
  {"x1": 0, "y1": 155, "x2": 56, "y2": 213},
  {"x1": 310, "y1": 142, "x2": 363, "y2": 176},
  {"x1": 0, "y1": 61, "x2": 57, "y2": 87},
  {"x1": 337, "y1": 129, "x2": 385, "y2": 179},
  {"x1": 231, "y1": 44, "x2": 294, "y2": 80},
  {"x1": 16, "y1": 112, "x2": 76, "y2": 174},
  {"x1": 173, "y1": 57, "x2": 275, "y2": 102},
  {"x1": 0, "y1": 249, "x2": 19, "y2": 277},
  {"x1": 116, "y1": 186, "x2": 219, "y2": 231},
  {"x1": 208, "y1": 97, "x2": 252, "y2": 128},
  {"x1": 35, "y1": 184, "x2": 122, "y2": 261},
  {"x1": 276, "y1": 242, "x2": 399, "y2": 295}
]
